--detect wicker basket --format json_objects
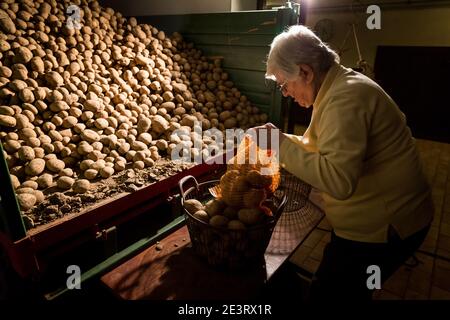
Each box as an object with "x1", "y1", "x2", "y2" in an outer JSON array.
[{"x1": 179, "y1": 175, "x2": 287, "y2": 270}]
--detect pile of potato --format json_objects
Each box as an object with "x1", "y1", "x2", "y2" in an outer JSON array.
[{"x1": 0, "y1": 0, "x2": 269, "y2": 214}]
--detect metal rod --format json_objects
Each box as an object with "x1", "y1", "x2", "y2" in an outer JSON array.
[
  {"x1": 352, "y1": 23, "x2": 363, "y2": 62},
  {"x1": 337, "y1": 24, "x2": 353, "y2": 56}
]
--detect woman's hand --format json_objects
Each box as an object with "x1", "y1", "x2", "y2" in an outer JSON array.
[{"x1": 247, "y1": 122, "x2": 286, "y2": 152}]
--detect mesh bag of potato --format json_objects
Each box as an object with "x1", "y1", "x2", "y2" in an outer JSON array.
[{"x1": 219, "y1": 135, "x2": 280, "y2": 209}]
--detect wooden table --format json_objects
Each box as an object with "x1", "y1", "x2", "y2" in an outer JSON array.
[{"x1": 101, "y1": 202, "x2": 324, "y2": 300}]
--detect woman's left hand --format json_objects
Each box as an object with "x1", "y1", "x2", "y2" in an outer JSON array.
[{"x1": 247, "y1": 122, "x2": 286, "y2": 151}]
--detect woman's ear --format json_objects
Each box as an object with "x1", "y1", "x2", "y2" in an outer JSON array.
[{"x1": 298, "y1": 64, "x2": 314, "y2": 84}]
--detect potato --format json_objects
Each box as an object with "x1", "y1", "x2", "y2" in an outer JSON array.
[
  {"x1": 81, "y1": 129, "x2": 100, "y2": 143},
  {"x1": 99, "y1": 166, "x2": 114, "y2": 178},
  {"x1": 180, "y1": 115, "x2": 197, "y2": 127},
  {"x1": 18, "y1": 146, "x2": 35, "y2": 162},
  {"x1": 133, "y1": 151, "x2": 146, "y2": 162},
  {"x1": 31, "y1": 57, "x2": 45, "y2": 73},
  {"x1": 59, "y1": 168, "x2": 74, "y2": 177},
  {"x1": 90, "y1": 160, "x2": 106, "y2": 171},
  {"x1": 0, "y1": 115, "x2": 16, "y2": 127},
  {"x1": 114, "y1": 161, "x2": 126, "y2": 172},
  {"x1": 155, "y1": 139, "x2": 168, "y2": 151},
  {"x1": 37, "y1": 173, "x2": 53, "y2": 189},
  {"x1": 183, "y1": 101, "x2": 194, "y2": 110},
  {"x1": 73, "y1": 179, "x2": 90, "y2": 194},
  {"x1": 151, "y1": 115, "x2": 169, "y2": 133},
  {"x1": 84, "y1": 100, "x2": 102, "y2": 113},
  {"x1": 0, "y1": 40, "x2": 11, "y2": 52},
  {"x1": 57, "y1": 176, "x2": 75, "y2": 190},
  {"x1": 12, "y1": 64, "x2": 28, "y2": 81},
  {"x1": 228, "y1": 220, "x2": 246, "y2": 230},
  {"x1": 22, "y1": 180, "x2": 38, "y2": 190},
  {"x1": 94, "y1": 118, "x2": 109, "y2": 129},
  {"x1": 33, "y1": 147, "x2": 45, "y2": 159},
  {"x1": 26, "y1": 138, "x2": 40, "y2": 148},
  {"x1": 45, "y1": 71, "x2": 64, "y2": 88},
  {"x1": 219, "y1": 111, "x2": 231, "y2": 121},
  {"x1": 137, "y1": 132, "x2": 152, "y2": 145},
  {"x1": 204, "y1": 199, "x2": 226, "y2": 217},
  {"x1": 16, "y1": 188, "x2": 36, "y2": 195},
  {"x1": 25, "y1": 158, "x2": 46, "y2": 176},
  {"x1": 33, "y1": 190, "x2": 45, "y2": 204},
  {"x1": 184, "y1": 199, "x2": 204, "y2": 214},
  {"x1": 78, "y1": 143, "x2": 94, "y2": 156},
  {"x1": 0, "y1": 106, "x2": 14, "y2": 116},
  {"x1": 4, "y1": 140, "x2": 21, "y2": 153},
  {"x1": 133, "y1": 161, "x2": 145, "y2": 170},
  {"x1": 243, "y1": 188, "x2": 267, "y2": 208},
  {"x1": 49, "y1": 101, "x2": 70, "y2": 113},
  {"x1": 224, "y1": 117, "x2": 237, "y2": 129},
  {"x1": 238, "y1": 208, "x2": 264, "y2": 226},
  {"x1": 14, "y1": 47, "x2": 33, "y2": 64},
  {"x1": 87, "y1": 150, "x2": 105, "y2": 161},
  {"x1": 193, "y1": 210, "x2": 209, "y2": 223},
  {"x1": 48, "y1": 130, "x2": 63, "y2": 142},
  {"x1": 223, "y1": 206, "x2": 239, "y2": 220},
  {"x1": 210, "y1": 119, "x2": 219, "y2": 128},
  {"x1": 19, "y1": 88, "x2": 34, "y2": 103},
  {"x1": 131, "y1": 141, "x2": 147, "y2": 151},
  {"x1": 84, "y1": 169, "x2": 98, "y2": 180},
  {"x1": 144, "y1": 158, "x2": 155, "y2": 167},
  {"x1": 209, "y1": 215, "x2": 229, "y2": 228},
  {"x1": 174, "y1": 107, "x2": 186, "y2": 116},
  {"x1": 16, "y1": 193, "x2": 36, "y2": 211},
  {"x1": 46, "y1": 158, "x2": 65, "y2": 173},
  {"x1": 80, "y1": 159, "x2": 94, "y2": 171},
  {"x1": 246, "y1": 170, "x2": 272, "y2": 188},
  {"x1": 10, "y1": 174, "x2": 20, "y2": 189},
  {"x1": 161, "y1": 102, "x2": 175, "y2": 112}
]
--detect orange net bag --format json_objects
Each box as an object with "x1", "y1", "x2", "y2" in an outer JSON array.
[
  {"x1": 227, "y1": 135, "x2": 280, "y2": 192},
  {"x1": 215, "y1": 135, "x2": 281, "y2": 213}
]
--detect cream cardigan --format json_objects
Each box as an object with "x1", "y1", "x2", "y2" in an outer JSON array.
[{"x1": 279, "y1": 63, "x2": 433, "y2": 243}]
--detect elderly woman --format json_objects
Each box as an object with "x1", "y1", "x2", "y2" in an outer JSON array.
[{"x1": 257, "y1": 25, "x2": 433, "y2": 300}]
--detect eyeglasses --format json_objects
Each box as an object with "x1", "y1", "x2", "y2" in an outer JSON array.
[{"x1": 277, "y1": 81, "x2": 288, "y2": 94}]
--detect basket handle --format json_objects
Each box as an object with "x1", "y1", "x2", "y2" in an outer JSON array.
[{"x1": 178, "y1": 175, "x2": 199, "y2": 202}]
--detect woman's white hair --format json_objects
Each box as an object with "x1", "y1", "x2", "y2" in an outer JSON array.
[{"x1": 266, "y1": 25, "x2": 340, "y2": 81}]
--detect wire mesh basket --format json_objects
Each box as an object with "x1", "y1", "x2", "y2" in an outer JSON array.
[
  {"x1": 266, "y1": 170, "x2": 324, "y2": 254},
  {"x1": 278, "y1": 168, "x2": 312, "y2": 211},
  {"x1": 179, "y1": 175, "x2": 287, "y2": 270}
]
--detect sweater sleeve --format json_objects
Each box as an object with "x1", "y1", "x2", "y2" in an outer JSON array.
[
  {"x1": 279, "y1": 95, "x2": 370, "y2": 200},
  {"x1": 284, "y1": 133, "x2": 303, "y2": 144}
]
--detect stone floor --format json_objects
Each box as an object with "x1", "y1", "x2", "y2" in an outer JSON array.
[{"x1": 287, "y1": 125, "x2": 450, "y2": 300}]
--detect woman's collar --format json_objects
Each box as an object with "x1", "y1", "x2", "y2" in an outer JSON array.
[{"x1": 312, "y1": 63, "x2": 343, "y2": 109}]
